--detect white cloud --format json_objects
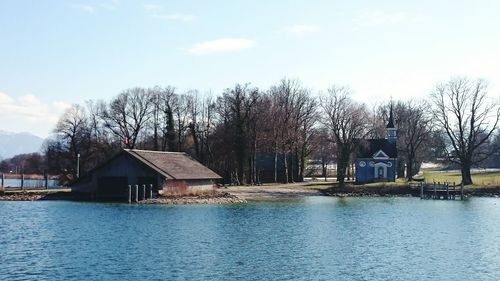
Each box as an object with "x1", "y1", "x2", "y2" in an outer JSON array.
[
  {"x1": 355, "y1": 10, "x2": 423, "y2": 26},
  {"x1": 144, "y1": 4, "x2": 195, "y2": 22},
  {"x1": 287, "y1": 24, "x2": 320, "y2": 34},
  {"x1": 0, "y1": 92, "x2": 71, "y2": 137},
  {"x1": 71, "y1": 1, "x2": 119, "y2": 13},
  {"x1": 153, "y1": 13, "x2": 196, "y2": 22},
  {"x1": 188, "y1": 38, "x2": 256, "y2": 55},
  {"x1": 73, "y1": 4, "x2": 96, "y2": 13}
]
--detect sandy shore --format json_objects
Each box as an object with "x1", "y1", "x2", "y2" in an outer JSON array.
[
  {"x1": 2, "y1": 182, "x2": 499, "y2": 203},
  {"x1": 141, "y1": 191, "x2": 247, "y2": 204},
  {"x1": 223, "y1": 182, "x2": 500, "y2": 200},
  {"x1": 0, "y1": 189, "x2": 73, "y2": 201},
  {"x1": 222, "y1": 182, "x2": 328, "y2": 201}
]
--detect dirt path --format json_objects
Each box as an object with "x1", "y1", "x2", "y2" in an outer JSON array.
[{"x1": 221, "y1": 182, "x2": 329, "y2": 201}]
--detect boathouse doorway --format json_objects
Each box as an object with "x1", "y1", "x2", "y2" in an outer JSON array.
[{"x1": 97, "y1": 176, "x2": 128, "y2": 200}]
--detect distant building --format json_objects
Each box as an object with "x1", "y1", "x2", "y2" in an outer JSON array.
[
  {"x1": 355, "y1": 107, "x2": 398, "y2": 183},
  {"x1": 255, "y1": 154, "x2": 286, "y2": 183},
  {"x1": 71, "y1": 149, "x2": 221, "y2": 200}
]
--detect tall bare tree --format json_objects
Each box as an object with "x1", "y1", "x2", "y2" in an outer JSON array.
[
  {"x1": 54, "y1": 104, "x2": 90, "y2": 176},
  {"x1": 431, "y1": 77, "x2": 500, "y2": 185},
  {"x1": 101, "y1": 88, "x2": 153, "y2": 149},
  {"x1": 269, "y1": 78, "x2": 312, "y2": 183},
  {"x1": 385, "y1": 100, "x2": 433, "y2": 180},
  {"x1": 320, "y1": 86, "x2": 371, "y2": 187},
  {"x1": 217, "y1": 84, "x2": 260, "y2": 184}
]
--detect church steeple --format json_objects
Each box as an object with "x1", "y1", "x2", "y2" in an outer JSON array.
[{"x1": 386, "y1": 104, "x2": 397, "y2": 143}]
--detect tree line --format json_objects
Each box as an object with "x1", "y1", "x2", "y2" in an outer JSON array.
[{"x1": 4, "y1": 77, "x2": 498, "y2": 186}]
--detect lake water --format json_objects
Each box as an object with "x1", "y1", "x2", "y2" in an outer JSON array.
[{"x1": 0, "y1": 197, "x2": 499, "y2": 280}]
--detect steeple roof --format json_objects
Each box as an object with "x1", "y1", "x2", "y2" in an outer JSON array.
[{"x1": 386, "y1": 104, "x2": 395, "y2": 128}]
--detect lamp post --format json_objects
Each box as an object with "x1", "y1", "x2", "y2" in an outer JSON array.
[{"x1": 77, "y1": 153, "x2": 80, "y2": 178}]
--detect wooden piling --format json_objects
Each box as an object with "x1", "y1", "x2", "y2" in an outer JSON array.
[
  {"x1": 128, "y1": 185, "x2": 132, "y2": 203},
  {"x1": 134, "y1": 185, "x2": 139, "y2": 203},
  {"x1": 21, "y1": 174, "x2": 25, "y2": 191},
  {"x1": 1, "y1": 173, "x2": 4, "y2": 188},
  {"x1": 149, "y1": 184, "x2": 153, "y2": 199},
  {"x1": 446, "y1": 183, "x2": 449, "y2": 200},
  {"x1": 433, "y1": 182, "x2": 436, "y2": 199},
  {"x1": 461, "y1": 182, "x2": 464, "y2": 200},
  {"x1": 142, "y1": 184, "x2": 146, "y2": 201},
  {"x1": 420, "y1": 182, "x2": 424, "y2": 199},
  {"x1": 44, "y1": 173, "x2": 48, "y2": 189}
]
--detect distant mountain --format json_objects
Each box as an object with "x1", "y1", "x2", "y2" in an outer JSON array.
[{"x1": 0, "y1": 131, "x2": 44, "y2": 160}]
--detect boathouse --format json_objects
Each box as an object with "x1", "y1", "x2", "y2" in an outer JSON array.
[{"x1": 71, "y1": 149, "x2": 221, "y2": 200}]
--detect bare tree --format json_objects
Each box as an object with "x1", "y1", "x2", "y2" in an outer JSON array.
[
  {"x1": 218, "y1": 84, "x2": 260, "y2": 184},
  {"x1": 146, "y1": 86, "x2": 177, "y2": 151},
  {"x1": 431, "y1": 77, "x2": 500, "y2": 185},
  {"x1": 310, "y1": 130, "x2": 336, "y2": 181},
  {"x1": 320, "y1": 86, "x2": 371, "y2": 187},
  {"x1": 54, "y1": 104, "x2": 90, "y2": 176},
  {"x1": 269, "y1": 78, "x2": 311, "y2": 183},
  {"x1": 391, "y1": 100, "x2": 433, "y2": 180},
  {"x1": 101, "y1": 88, "x2": 154, "y2": 149},
  {"x1": 173, "y1": 93, "x2": 190, "y2": 152}
]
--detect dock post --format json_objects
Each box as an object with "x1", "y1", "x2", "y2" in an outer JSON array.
[
  {"x1": 44, "y1": 172, "x2": 48, "y2": 189},
  {"x1": 461, "y1": 182, "x2": 464, "y2": 200},
  {"x1": 420, "y1": 182, "x2": 424, "y2": 199},
  {"x1": 21, "y1": 173, "x2": 24, "y2": 191},
  {"x1": 134, "y1": 184, "x2": 139, "y2": 203},
  {"x1": 128, "y1": 185, "x2": 132, "y2": 203},
  {"x1": 149, "y1": 184, "x2": 153, "y2": 199},
  {"x1": 142, "y1": 184, "x2": 146, "y2": 201},
  {"x1": 433, "y1": 182, "x2": 436, "y2": 199},
  {"x1": 1, "y1": 173, "x2": 4, "y2": 188},
  {"x1": 446, "y1": 183, "x2": 449, "y2": 200}
]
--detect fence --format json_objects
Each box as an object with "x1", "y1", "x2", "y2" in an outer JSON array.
[{"x1": 0, "y1": 174, "x2": 60, "y2": 190}]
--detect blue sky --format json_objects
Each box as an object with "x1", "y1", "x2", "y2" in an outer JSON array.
[{"x1": 1, "y1": 0, "x2": 500, "y2": 137}]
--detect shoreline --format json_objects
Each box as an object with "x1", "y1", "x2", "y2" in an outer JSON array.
[{"x1": 1, "y1": 183, "x2": 500, "y2": 202}]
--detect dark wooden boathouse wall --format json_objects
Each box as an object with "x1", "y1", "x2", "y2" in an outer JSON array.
[{"x1": 72, "y1": 153, "x2": 162, "y2": 200}]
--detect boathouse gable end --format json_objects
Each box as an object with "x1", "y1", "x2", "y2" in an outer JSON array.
[
  {"x1": 70, "y1": 149, "x2": 222, "y2": 200},
  {"x1": 71, "y1": 152, "x2": 163, "y2": 194}
]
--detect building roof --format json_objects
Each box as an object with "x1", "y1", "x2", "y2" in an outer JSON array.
[
  {"x1": 356, "y1": 139, "x2": 397, "y2": 158},
  {"x1": 125, "y1": 149, "x2": 222, "y2": 180},
  {"x1": 386, "y1": 104, "x2": 395, "y2": 128}
]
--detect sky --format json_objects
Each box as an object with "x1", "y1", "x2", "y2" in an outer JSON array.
[{"x1": 1, "y1": 0, "x2": 500, "y2": 137}]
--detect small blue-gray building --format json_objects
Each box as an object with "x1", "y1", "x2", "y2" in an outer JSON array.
[{"x1": 355, "y1": 109, "x2": 398, "y2": 183}]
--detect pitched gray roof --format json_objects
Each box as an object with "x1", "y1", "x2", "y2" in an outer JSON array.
[
  {"x1": 356, "y1": 139, "x2": 397, "y2": 158},
  {"x1": 125, "y1": 149, "x2": 222, "y2": 180}
]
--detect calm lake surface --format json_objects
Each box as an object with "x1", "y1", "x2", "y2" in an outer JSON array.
[{"x1": 0, "y1": 197, "x2": 499, "y2": 280}]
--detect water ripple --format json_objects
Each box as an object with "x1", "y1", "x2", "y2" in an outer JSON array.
[{"x1": 0, "y1": 198, "x2": 499, "y2": 280}]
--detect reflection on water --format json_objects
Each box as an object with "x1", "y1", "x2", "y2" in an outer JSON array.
[{"x1": 0, "y1": 197, "x2": 499, "y2": 280}]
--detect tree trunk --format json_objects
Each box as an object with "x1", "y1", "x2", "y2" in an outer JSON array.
[
  {"x1": 299, "y1": 149, "x2": 305, "y2": 182},
  {"x1": 283, "y1": 152, "x2": 289, "y2": 184},
  {"x1": 274, "y1": 142, "x2": 278, "y2": 183},
  {"x1": 461, "y1": 163, "x2": 473, "y2": 185},
  {"x1": 321, "y1": 161, "x2": 328, "y2": 182},
  {"x1": 406, "y1": 160, "x2": 413, "y2": 181},
  {"x1": 337, "y1": 147, "x2": 349, "y2": 188}
]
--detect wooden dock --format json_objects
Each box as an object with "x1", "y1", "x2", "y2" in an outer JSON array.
[{"x1": 420, "y1": 182, "x2": 464, "y2": 200}]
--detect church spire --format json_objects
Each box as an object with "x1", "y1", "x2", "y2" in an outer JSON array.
[
  {"x1": 386, "y1": 103, "x2": 397, "y2": 143},
  {"x1": 386, "y1": 103, "x2": 395, "y2": 129}
]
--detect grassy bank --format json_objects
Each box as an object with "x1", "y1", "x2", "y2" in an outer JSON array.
[{"x1": 417, "y1": 170, "x2": 500, "y2": 187}]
